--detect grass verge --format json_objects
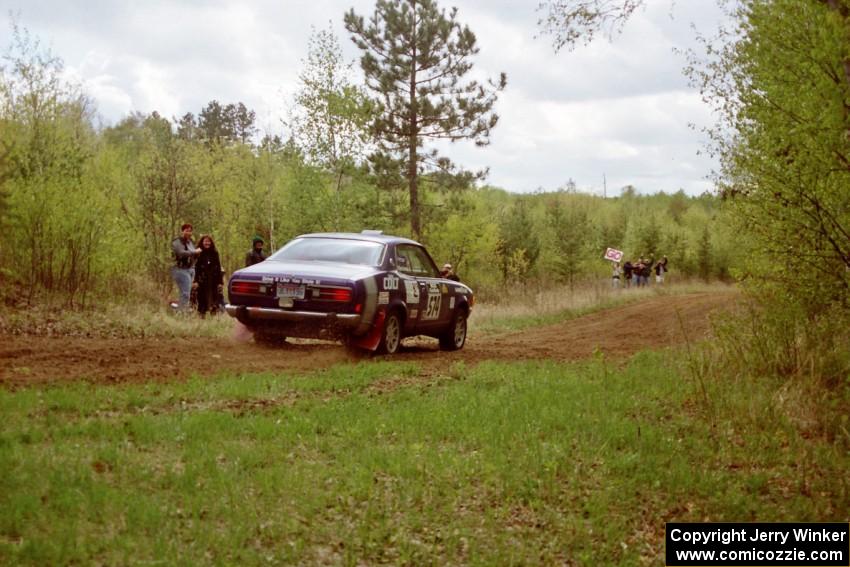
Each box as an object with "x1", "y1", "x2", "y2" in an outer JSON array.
[
  {"x1": 1, "y1": 351, "x2": 846, "y2": 565},
  {"x1": 0, "y1": 302, "x2": 234, "y2": 339}
]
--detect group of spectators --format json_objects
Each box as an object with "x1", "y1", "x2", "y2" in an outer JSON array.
[
  {"x1": 611, "y1": 256, "x2": 668, "y2": 288},
  {"x1": 170, "y1": 223, "x2": 267, "y2": 316}
]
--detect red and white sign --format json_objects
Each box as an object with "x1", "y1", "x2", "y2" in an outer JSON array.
[{"x1": 604, "y1": 247, "x2": 623, "y2": 263}]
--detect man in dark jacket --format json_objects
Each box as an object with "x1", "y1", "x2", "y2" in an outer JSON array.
[
  {"x1": 640, "y1": 257, "x2": 653, "y2": 285},
  {"x1": 245, "y1": 236, "x2": 267, "y2": 266},
  {"x1": 171, "y1": 223, "x2": 201, "y2": 311}
]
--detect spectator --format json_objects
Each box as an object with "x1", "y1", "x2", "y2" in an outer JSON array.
[
  {"x1": 611, "y1": 262, "x2": 621, "y2": 289},
  {"x1": 623, "y1": 260, "x2": 634, "y2": 288},
  {"x1": 171, "y1": 223, "x2": 201, "y2": 312},
  {"x1": 641, "y1": 257, "x2": 653, "y2": 286},
  {"x1": 245, "y1": 235, "x2": 267, "y2": 267},
  {"x1": 440, "y1": 263, "x2": 460, "y2": 282},
  {"x1": 655, "y1": 256, "x2": 668, "y2": 284},
  {"x1": 194, "y1": 235, "x2": 224, "y2": 316},
  {"x1": 633, "y1": 259, "x2": 645, "y2": 287}
]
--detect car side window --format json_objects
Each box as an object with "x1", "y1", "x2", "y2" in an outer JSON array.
[
  {"x1": 396, "y1": 250, "x2": 411, "y2": 272},
  {"x1": 397, "y1": 245, "x2": 438, "y2": 278}
]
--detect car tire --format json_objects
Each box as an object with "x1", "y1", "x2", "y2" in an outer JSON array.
[
  {"x1": 439, "y1": 309, "x2": 467, "y2": 351},
  {"x1": 253, "y1": 327, "x2": 288, "y2": 347},
  {"x1": 376, "y1": 310, "x2": 402, "y2": 355}
]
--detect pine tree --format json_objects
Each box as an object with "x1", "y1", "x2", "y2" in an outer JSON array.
[
  {"x1": 496, "y1": 200, "x2": 540, "y2": 282},
  {"x1": 197, "y1": 101, "x2": 256, "y2": 146},
  {"x1": 344, "y1": 0, "x2": 506, "y2": 240}
]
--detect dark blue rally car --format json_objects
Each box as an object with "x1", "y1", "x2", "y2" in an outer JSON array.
[{"x1": 225, "y1": 231, "x2": 473, "y2": 354}]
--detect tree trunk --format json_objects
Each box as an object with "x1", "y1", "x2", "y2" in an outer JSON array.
[{"x1": 408, "y1": 0, "x2": 421, "y2": 241}]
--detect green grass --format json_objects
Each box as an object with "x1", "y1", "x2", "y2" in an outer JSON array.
[{"x1": 1, "y1": 353, "x2": 846, "y2": 565}]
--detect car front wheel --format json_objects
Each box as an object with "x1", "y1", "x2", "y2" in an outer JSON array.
[{"x1": 439, "y1": 310, "x2": 467, "y2": 351}]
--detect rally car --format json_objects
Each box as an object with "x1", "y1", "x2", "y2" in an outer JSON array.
[{"x1": 224, "y1": 231, "x2": 473, "y2": 354}]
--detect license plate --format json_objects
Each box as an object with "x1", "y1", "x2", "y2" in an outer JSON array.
[{"x1": 276, "y1": 284, "x2": 305, "y2": 299}]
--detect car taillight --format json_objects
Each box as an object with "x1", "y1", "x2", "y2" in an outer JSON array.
[
  {"x1": 231, "y1": 281, "x2": 261, "y2": 294},
  {"x1": 469, "y1": 295, "x2": 475, "y2": 307},
  {"x1": 312, "y1": 287, "x2": 353, "y2": 302}
]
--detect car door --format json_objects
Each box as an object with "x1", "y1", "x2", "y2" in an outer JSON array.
[
  {"x1": 396, "y1": 244, "x2": 448, "y2": 333},
  {"x1": 392, "y1": 245, "x2": 426, "y2": 333}
]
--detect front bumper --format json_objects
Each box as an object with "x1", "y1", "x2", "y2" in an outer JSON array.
[{"x1": 225, "y1": 304, "x2": 362, "y2": 328}]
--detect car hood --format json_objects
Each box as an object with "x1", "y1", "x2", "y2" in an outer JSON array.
[{"x1": 232, "y1": 260, "x2": 380, "y2": 282}]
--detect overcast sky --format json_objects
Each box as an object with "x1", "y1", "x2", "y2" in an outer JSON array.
[{"x1": 0, "y1": 0, "x2": 729, "y2": 195}]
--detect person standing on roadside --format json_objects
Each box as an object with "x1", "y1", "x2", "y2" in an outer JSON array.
[
  {"x1": 655, "y1": 256, "x2": 668, "y2": 284},
  {"x1": 440, "y1": 262, "x2": 461, "y2": 282},
  {"x1": 641, "y1": 257, "x2": 653, "y2": 286},
  {"x1": 623, "y1": 260, "x2": 633, "y2": 288},
  {"x1": 611, "y1": 262, "x2": 621, "y2": 289},
  {"x1": 245, "y1": 235, "x2": 267, "y2": 267},
  {"x1": 171, "y1": 223, "x2": 201, "y2": 312},
  {"x1": 194, "y1": 234, "x2": 224, "y2": 316},
  {"x1": 633, "y1": 259, "x2": 645, "y2": 287}
]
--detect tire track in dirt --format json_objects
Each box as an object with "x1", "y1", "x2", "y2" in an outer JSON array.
[{"x1": 0, "y1": 291, "x2": 735, "y2": 386}]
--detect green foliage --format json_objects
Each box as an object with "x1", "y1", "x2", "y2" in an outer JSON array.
[
  {"x1": 687, "y1": 0, "x2": 850, "y2": 381},
  {"x1": 195, "y1": 100, "x2": 256, "y2": 145},
  {"x1": 692, "y1": 0, "x2": 850, "y2": 297},
  {"x1": 0, "y1": 22, "x2": 116, "y2": 305},
  {"x1": 545, "y1": 197, "x2": 591, "y2": 288},
  {"x1": 496, "y1": 199, "x2": 540, "y2": 282},
  {"x1": 0, "y1": 123, "x2": 13, "y2": 239},
  {"x1": 288, "y1": 25, "x2": 375, "y2": 233},
  {"x1": 290, "y1": 25, "x2": 371, "y2": 173},
  {"x1": 344, "y1": 0, "x2": 507, "y2": 239},
  {"x1": 696, "y1": 226, "x2": 711, "y2": 282},
  {"x1": 425, "y1": 193, "x2": 499, "y2": 286},
  {"x1": 121, "y1": 114, "x2": 211, "y2": 288}
]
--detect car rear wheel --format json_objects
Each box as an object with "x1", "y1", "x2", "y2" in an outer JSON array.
[
  {"x1": 376, "y1": 311, "x2": 402, "y2": 355},
  {"x1": 439, "y1": 310, "x2": 467, "y2": 351}
]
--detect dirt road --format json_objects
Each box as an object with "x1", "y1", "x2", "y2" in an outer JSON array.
[{"x1": 0, "y1": 291, "x2": 734, "y2": 386}]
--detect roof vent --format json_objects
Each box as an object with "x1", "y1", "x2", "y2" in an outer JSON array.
[{"x1": 361, "y1": 229, "x2": 384, "y2": 235}]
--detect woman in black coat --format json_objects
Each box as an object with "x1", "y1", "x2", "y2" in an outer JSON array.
[{"x1": 194, "y1": 235, "x2": 224, "y2": 316}]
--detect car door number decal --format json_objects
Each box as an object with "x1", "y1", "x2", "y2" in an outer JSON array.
[
  {"x1": 404, "y1": 280, "x2": 419, "y2": 304},
  {"x1": 423, "y1": 288, "x2": 441, "y2": 320}
]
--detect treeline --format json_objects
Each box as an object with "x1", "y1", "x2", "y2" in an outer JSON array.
[
  {"x1": 687, "y1": 0, "x2": 850, "y2": 386},
  {"x1": 0, "y1": 21, "x2": 736, "y2": 307}
]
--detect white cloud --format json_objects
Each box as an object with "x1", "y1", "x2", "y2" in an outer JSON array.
[{"x1": 0, "y1": 0, "x2": 728, "y2": 195}]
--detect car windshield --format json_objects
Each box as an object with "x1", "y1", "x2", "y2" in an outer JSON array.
[{"x1": 269, "y1": 237, "x2": 385, "y2": 266}]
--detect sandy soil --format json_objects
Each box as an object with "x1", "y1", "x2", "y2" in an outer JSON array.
[{"x1": 0, "y1": 291, "x2": 734, "y2": 387}]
